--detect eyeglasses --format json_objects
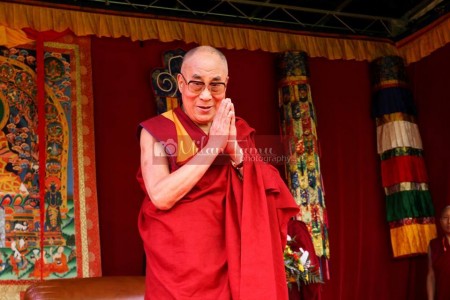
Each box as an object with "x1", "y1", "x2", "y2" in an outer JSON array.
[{"x1": 180, "y1": 73, "x2": 226, "y2": 95}]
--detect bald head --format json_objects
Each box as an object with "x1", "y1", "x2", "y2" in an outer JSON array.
[{"x1": 181, "y1": 46, "x2": 228, "y2": 75}]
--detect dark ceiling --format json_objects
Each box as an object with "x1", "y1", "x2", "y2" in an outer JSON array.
[{"x1": 29, "y1": 0, "x2": 450, "y2": 40}]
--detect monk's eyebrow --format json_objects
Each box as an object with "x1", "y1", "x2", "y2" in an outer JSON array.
[
  {"x1": 191, "y1": 74, "x2": 223, "y2": 81},
  {"x1": 211, "y1": 76, "x2": 223, "y2": 81}
]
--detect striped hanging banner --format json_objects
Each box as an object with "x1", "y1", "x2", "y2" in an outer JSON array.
[
  {"x1": 371, "y1": 55, "x2": 437, "y2": 257},
  {"x1": 277, "y1": 51, "x2": 329, "y2": 277}
]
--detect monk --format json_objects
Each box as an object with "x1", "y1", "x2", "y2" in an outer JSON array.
[
  {"x1": 427, "y1": 205, "x2": 450, "y2": 300},
  {"x1": 138, "y1": 45, "x2": 299, "y2": 300},
  {"x1": 29, "y1": 249, "x2": 50, "y2": 279},
  {"x1": 50, "y1": 246, "x2": 69, "y2": 274}
]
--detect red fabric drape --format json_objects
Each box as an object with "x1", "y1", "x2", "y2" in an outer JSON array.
[
  {"x1": 408, "y1": 43, "x2": 450, "y2": 225},
  {"x1": 91, "y1": 37, "x2": 450, "y2": 299},
  {"x1": 307, "y1": 58, "x2": 425, "y2": 300},
  {"x1": 380, "y1": 155, "x2": 429, "y2": 187}
]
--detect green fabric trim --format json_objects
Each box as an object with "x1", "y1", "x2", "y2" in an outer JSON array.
[
  {"x1": 385, "y1": 190, "x2": 434, "y2": 221},
  {"x1": 381, "y1": 147, "x2": 423, "y2": 160}
]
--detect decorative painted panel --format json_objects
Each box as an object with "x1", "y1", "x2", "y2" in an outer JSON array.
[{"x1": 0, "y1": 35, "x2": 100, "y2": 299}]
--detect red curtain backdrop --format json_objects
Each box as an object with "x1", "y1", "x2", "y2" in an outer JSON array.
[
  {"x1": 408, "y1": 43, "x2": 450, "y2": 232},
  {"x1": 308, "y1": 58, "x2": 428, "y2": 299},
  {"x1": 91, "y1": 36, "x2": 449, "y2": 299}
]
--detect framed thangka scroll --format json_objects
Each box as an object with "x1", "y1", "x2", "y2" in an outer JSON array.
[{"x1": 0, "y1": 35, "x2": 101, "y2": 298}]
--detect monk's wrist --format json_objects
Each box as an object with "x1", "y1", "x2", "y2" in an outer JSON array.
[{"x1": 230, "y1": 156, "x2": 243, "y2": 170}]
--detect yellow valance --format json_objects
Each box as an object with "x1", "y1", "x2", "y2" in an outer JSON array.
[
  {"x1": 0, "y1": 2, "x2": 397, "y2": 61},
  {"x1": 0, "y1": 25, "x2": 33, "y2": 48},
  {"x1": 397, "y1": 14, "x2": 450, "y2": 64},
  {"x1": 0, "y1": 1, "x2": 449, "y2": 64}
]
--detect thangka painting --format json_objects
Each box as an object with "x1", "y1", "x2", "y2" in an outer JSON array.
[{"x1": 0, "y1": 35, "x2": 101, "y2": 298}]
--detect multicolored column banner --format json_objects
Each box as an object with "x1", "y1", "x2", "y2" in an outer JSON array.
[
  {"x1": 371, "y1": 55, "x2": 436, "y2": 257},
  {"x1": 0, "y1": 34, "x2": 101, "y2": 298},
  {"x1": 277, "y1": 51, "x2": 329, "y2": 276},
  {"x1": 151, "y1": 48, "x2": 185, "y2": 115}
]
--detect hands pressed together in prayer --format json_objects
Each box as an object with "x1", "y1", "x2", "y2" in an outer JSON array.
[
  {"x1": 207, "y1": 98, "x2": 243, "y2": 168},
  {"x1": 141, "y1": 99, "x2": 243, "y2": 210}
]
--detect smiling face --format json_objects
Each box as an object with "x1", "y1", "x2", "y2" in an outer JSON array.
[{"x1": 178, "y1": 47, "x2": 228, "y2": 132}]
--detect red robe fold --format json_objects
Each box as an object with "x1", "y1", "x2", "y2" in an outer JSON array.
[{"x1": 137, "y1": 107, "x2": 299, "y2": 299}]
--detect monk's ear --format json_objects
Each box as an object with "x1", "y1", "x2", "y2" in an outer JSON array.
[{"x1": 176, "y1": 73, "x2": 184, "y2": 90}]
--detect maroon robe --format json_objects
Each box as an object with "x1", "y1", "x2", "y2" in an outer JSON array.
[
  {"x1": 429, "y1": 236, "x2": 450, "y2": 300},
  {"x1": 137, "y1": 107, "x2": 299, "y2": 299}
]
